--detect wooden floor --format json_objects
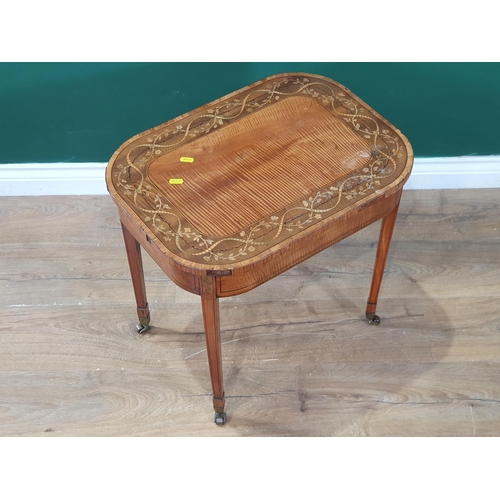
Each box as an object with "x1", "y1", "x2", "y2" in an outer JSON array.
[{"x1": 1, "y1": 189, "x2": 499, "y2": 436}]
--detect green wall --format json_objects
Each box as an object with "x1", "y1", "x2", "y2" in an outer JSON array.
[{"x1": 1, "y1": 62, "x2": 499, "y2": 163}]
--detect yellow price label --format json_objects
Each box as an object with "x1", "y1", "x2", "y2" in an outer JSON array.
[
  {"x1": 180, "y1": 157, "x2": 194, "y2": 163},
  {"x1": 169, "y1": 178, "x2": 184, "y2": 185}
]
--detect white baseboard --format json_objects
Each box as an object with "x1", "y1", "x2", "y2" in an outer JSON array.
[
  {"x1": 0, "y1": 163, "x2": 109, "y2": 196},
  {"x1": 404, "y1": 156, "x2": 500, "y2": 190},
  {"x1": 0, "y1": 156, "x2": 499, "y2": 196}
]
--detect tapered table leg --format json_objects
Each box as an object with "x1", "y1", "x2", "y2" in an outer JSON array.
[
  {"x1": 121, "y1": 221, "x2": 151, "y2": 333},
  {"x1": 201, "y1": 276, "x2": 226, "y2": 425},
  {"x1": 366, "y1": 200, "x2": 401, "y2": 324}
]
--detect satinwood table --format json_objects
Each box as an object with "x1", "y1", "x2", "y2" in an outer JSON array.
[{"x1": 106, "y1": 73, "x2": 414, "y2": 425}]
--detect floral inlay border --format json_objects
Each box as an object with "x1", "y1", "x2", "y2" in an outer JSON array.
[{"x1": 111, "y1": 76, "x2": 408, "y2": 264}]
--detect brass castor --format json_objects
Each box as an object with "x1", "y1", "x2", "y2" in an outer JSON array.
[
  {"x1": 136, "y1": 313, "x2": 151, "y2": 334},
  {"x1": 136, "y1": 324, "x2": 151, "y2": 334},
  {"x1": 214, "y1": 412, "x2": 227, "y2": 425},
  {"x1": 366, "y1": 313, "x2": 381, "y2": 325}
]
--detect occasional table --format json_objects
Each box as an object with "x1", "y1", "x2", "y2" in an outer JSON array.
[{"x1": 106, "y1": 73, "x2": 414, "y2": 425}]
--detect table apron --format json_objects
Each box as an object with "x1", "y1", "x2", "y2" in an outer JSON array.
[
  {"x1": 115, "y1": 189, "x2": 402, "y2": 299},
  {"x1": 217, "y1": 189, "x2": 402, "y2": 297}
]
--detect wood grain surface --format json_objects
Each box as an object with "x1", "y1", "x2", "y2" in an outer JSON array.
[
  {"x1": 1, "y1": 189, "x2": 499, "y2": 436},
  {"x1": 149, "y1": 96, "x2": 370, "y2": 236}
]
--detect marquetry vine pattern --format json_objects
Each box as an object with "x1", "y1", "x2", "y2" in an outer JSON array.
[{"x1": 113, "y1": 77, "x2": 406, "y2": 263}]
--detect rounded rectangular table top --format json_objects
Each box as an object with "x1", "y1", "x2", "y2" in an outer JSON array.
[{"x1": 106, "y1": 73, "x2": 413, "y2": 269}]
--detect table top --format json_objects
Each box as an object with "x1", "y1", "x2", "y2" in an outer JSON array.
[{"x1": 106, "y1": 73, "x2": 413, "y2": 270}]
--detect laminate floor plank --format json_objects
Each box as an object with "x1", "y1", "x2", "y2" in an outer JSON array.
[
  {"x1": 295, "y1": 361, "x2": 500, "y2": 436},
  {"x1": 0, "y1": 246, "x2": 168, "y2": 282},
  {"x1": 0, "y1": 366, "x2": 300, "y2": 437},
  {"x1": 0, "y1": 280, "x2": 175, "y2": 308},
  {"x1": 0, "y1": 196, "x2": 103, "y2": 247},
  {"x1": 1, "y1": 305, "x2": 204, "y2": 371}
]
